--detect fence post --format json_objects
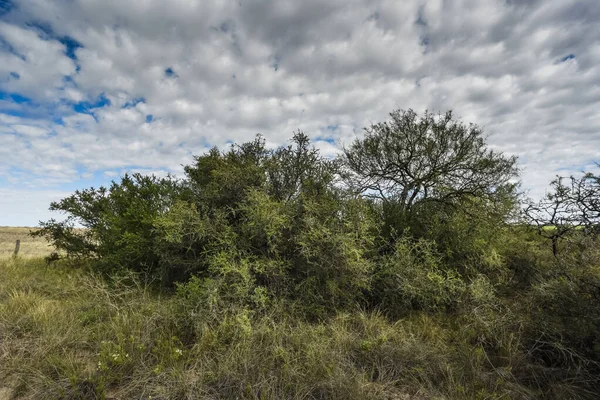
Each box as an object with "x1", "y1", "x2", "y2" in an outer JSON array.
[{"x1": 13, "y1": 239, "x2": 20, "y2": 258}]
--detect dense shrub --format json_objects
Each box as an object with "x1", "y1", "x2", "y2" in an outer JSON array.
[
  {"x1": 373, "y1": 237, "x2": 466, "y2": 316},
  {"x1": 30, "y1": 108, "x2": 600, "y2": 397},
  {"x1": 33, "y1": 173, "x2": 183, "y2": 276}
]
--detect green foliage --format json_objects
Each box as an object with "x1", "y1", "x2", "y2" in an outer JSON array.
[
  {"x1": 265, "y1": 131, "x2": 340, "y2": 202},
  {"x1": 415, "y1": 194, "x2": 516, "y2": 283},
  {"x1": 343, "y1": 109, "x2": 518, "y2": 212},
  {"x1": 33, "y1": 173, "x2": 182, "y2": 277},
  {"x1": 374, "y1": 237, "x2": 466, "y2": 316},
  {"x1": 288, "y1": 195, "x2": 377, "y2": 313},
  {"x1": 153, "y1": 200, "x2": 235, "y2": 284},
  {"x1": 524, "y1": 235, "x2": 600, "y2": 368},
  {"x1": 184, "y1": 135, "x2": 268, "y2": 211},
  {"x1": 155, "y1": 131, "x2": 377, "y2": 312},
  {"x1": 27, "y1": 109, "x2": 600, "y2": 397}
]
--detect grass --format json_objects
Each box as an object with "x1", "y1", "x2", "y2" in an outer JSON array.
[
  {"x1": 0, "y1": 227, "x2": 52, "y2": 259},
  {"x1": 0, "y1": 229, "x2": 592, "y2": 399},
  {"x1": 0, "y1": 255, "x2": 542, "y2": 399}
]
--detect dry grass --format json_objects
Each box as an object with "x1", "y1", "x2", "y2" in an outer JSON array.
[
  {"x1": 0, "y1": 227, "x2": 53, "y2": 259},
  {"x1": 0, "y1": 257, "x2": 508, "y2": 400}
]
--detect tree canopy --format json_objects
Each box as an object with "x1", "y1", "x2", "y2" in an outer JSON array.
[{"x1": 343, "y1": 109, "x2": 519, "y2": 212}]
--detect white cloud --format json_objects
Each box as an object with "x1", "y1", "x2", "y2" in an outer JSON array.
[
  {"x1": 0, "y1": 22, "x2": 77, "y2": 100},
  {"x1": 12, "y1": 124, "x2": 48, "y2": 136},
  {"x1": 0, "y1": 0, "x2": 599, "y2": 225},
  {"x1": 0, "y1": 113, "x2": 20, "y2": 124}
]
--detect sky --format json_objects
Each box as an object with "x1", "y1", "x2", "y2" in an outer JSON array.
[{"x1": 0, "y1": 0, "x2": 599, "y2": 226}]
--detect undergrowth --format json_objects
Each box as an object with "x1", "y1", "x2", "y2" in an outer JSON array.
[{"x1": 3, "y1": 257, "x2": 597, "y2": 399}]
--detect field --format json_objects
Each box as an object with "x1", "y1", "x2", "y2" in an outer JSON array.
[
  {"x1": 0, "y1": 227, "x2": 52, "y2": 259},
  {"x1": 0, "y1": 254, "x2": 439, "y2": 399},
  {"x1": 1, "y1": 224, "x2": 599, "y2": 399},
  {"x1": 0, "y1": 226, "x2": 511, "y2": 399}
]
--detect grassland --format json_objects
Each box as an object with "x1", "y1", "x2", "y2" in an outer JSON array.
[
  {"x1": 0, "y1": 239, "x2": 509, "y2": 399},
  {"x1": 1, "y1": 228, "x2": 440, "y2": 399},
  {"x1": 0, "y1": 227, "x2": 52, "y2": 259},
  {"x1": 0, "y1": 227, "x2": 596, "y2": 399},
  {"x1": 0, "y1": 257, "x2": 453, "y2": 399}
]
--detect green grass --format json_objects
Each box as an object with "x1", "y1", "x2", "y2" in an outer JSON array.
[{"x1": 1, "y1": 256, "x2": 550, "y2": 399}]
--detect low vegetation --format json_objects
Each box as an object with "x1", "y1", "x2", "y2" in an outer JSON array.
[
  {"x1": 0, "y1": 227, "x2": 48, "y2": 258},
  {"x1": 2, "y1": 109, "x2": 600, "y2": 399}
]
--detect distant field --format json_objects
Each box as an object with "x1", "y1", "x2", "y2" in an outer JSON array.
[{"x1": 0, "y1": 227, "x2": 52, "y2": 259}]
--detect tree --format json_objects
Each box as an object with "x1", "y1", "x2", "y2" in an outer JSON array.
[
  {"x1": 342, "y1": 109, "x2": 519, "y2": 214},
  {"x1": 570, "y1": 171, "x2": 600, "y2": 232},
  {"x1": 265, "y1": 131, "x2": 340, "y2": 203},
  {"x1": 525, "y1": 171, "x2": 600, "y2": 257},
  {"x1": 184, "y1": 134, "x2": 268, "y2": 212},
  {"x1": 525, "y1": 177, "x2": 583, "y2": 257}
]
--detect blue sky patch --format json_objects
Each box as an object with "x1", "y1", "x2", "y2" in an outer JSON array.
[
  {"x1": 165, "y1": 67, "x2": 177, "y2": 77},
  {"x1": 0, "y1": 106, "x2": 34, "y2": 118},
  {"x1": 122, "y1": 97, "x2": 146, "y2": 108},
  {"x1": 561, "y1": 54, "x2": 575, "y2": 62},
  {"x1": 52, "y1": 116, "x2": 64, "y2": 125},
  {"x1": 0, "y1": 0, "x2": 13, "y2": 17},
  {"x1": 25, "y1": 22, "x2": 83, "y2": 60},
  {"x1": 0, "y1": 91, "x2": 32, "y2": 104},
  {"x1": 0, "y1": 93, "x2": 70, "y2": 121},
  {"x1": 59, "y1": 36, "x2": 83, "y2": 60},
  {"x1": 73, "y1": 94, "x2": 111, "y2": 117}
]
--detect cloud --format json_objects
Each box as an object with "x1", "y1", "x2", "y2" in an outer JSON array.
[
  {"x1": 0, "y1": 0, "x2": 599, "y2": 224},
  {"x1": 0, "y1": 21, "x2": 77, "y2": 101},
  {"x1": 11, "y1": 124, "x2": 48, "y2": 136}
]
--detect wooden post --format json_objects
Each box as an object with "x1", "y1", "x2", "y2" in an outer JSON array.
[{"x1": 13, "y1": 239, "x2": 20, "y2": 258}]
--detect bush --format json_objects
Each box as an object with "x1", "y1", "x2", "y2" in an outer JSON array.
[
  {"x1": 33, "y1": 173, "x2": 183, "y2": 278},
  {"x1": 521, "y1": 236, "x2": 600, "y2": 390},
  {"x1": 373, "y1": 237, "x2": 466, "y2": 316}
]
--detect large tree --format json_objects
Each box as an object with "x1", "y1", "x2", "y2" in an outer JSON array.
[{"x1": 342, "y1": 109, "x2": 519, "y2": 213}]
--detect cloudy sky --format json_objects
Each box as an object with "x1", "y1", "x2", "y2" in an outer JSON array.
[{"x1": 0, "y1": 0, "x2": 599, "y2": 226}]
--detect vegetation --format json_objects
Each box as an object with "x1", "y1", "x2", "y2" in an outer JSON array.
[
  {"x1": 0, "y1": 227, "x2": 49, "y2": 258},
  {"x1": 525, "y1": 174, "x2": 600, "y2": 256},
  {"x1": 2, "y1": 109, "x2": 600, "y2": 399}
]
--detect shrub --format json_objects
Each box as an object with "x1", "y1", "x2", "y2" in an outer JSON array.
[
  {"x1": 33, "y1": 173, "x2": 183, "y2": 277},
  {"x1": 373, "y1": 237, "x2": 466, "y2": 316}
]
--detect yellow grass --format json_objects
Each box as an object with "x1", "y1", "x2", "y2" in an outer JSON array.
[{"x1": 0, "y1": 227, "x2": 53, "y2": 259}]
